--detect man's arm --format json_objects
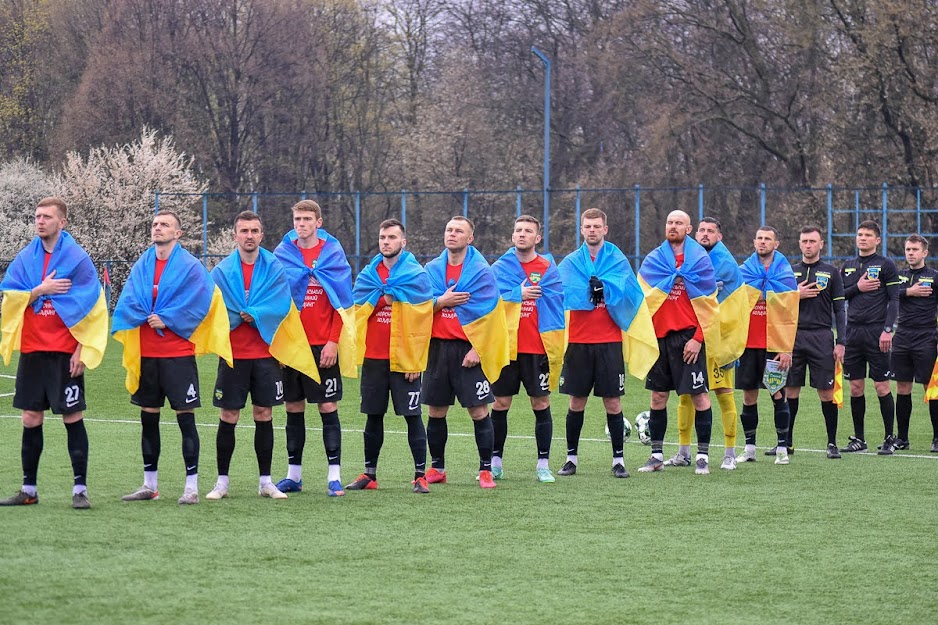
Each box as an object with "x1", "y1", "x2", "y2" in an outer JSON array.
[{"x1": 883, "y1": 261, "x2": 901, "y2": 329}]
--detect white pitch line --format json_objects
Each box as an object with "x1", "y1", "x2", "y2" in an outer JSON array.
[
  {"x1": 1, "y1": 413, "x2": 936, "y2": 460},
  {"x1": 0, "y1": 374, "x2": 16, "y2": 379},
  {"x1": 0, "y1": 393, "x2": 13, "y2": 398}
]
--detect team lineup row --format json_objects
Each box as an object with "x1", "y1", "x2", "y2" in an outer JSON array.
[{"x1": 2, "y1": 197, "x2": 935, "y2": 509}]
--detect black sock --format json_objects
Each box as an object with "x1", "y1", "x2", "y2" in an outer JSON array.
[
  {"x1": 285, "y1": 411, "x2": 306, "y2": 466},
  {"x1": 64, "y1": 420, "x2": 88, "y2": 487},
  {"x1": 427, "y1": 417, "x2": 448, "y2": 470},
  {"x1": 821, "y1": 400, "x2": 838, "y2": 445},
  {"x1": 649, "y1": 407, "x2": 667, "y2": 454},
  {"x1": 740, "y1": 404, "x2": 758, "y2": 445},
  {"x1": 473, "y1": 415, "x2": 494, "y2": 472},
  {"x1": 773, "y1": 393, "x2": 790, "y2": 447},
  {"x1": 254, "y1": 420, "x2": 274, "y2": 476},
  {"x1": 177, "y1": 412, "x2": 199, "y2": 476},
  {"x1": 930, "y1": 400, "x2": 938, "y2": 439},
  {"x1": 491, "y1": 408, "x2": 509, "y2": 458},
  {"x1": 606, "y1": 412, "x2": 625, "y2": 460},
  {"x1": 364, "y1": 414, "x2": 384, "y2": 475},
  {"x1": 879, "y1": 394, "x2": 895, "y2": 438},
  {"x1": 896, "y1": 393, "x2": 912, "y2": 441},
  {"x1": 216, "y1": 420, "x2": 236, "y2": 476},
  {"x1": 786, "y1": 397, "x2": 800, "y2": 448},
  {"x1": 141, "y1": 411, "x2": 161, "y2": 471},
  {"x1": 694, "y1": 407, "x2": 712, "y2": 455},
  {"x1": 320, "y1": 410, "x2": 341, "y2": 465},
  {"x1": 534, "y1": 407, "x2": 552, "y2": 460},
  {"x1": 850, "y1": 395, "x2": 866, "y2": 441},
  {"x1": 404, "y1": 415, "x2": 427, "y2": 478},
  {"x1": 21, "y1": 424, "x2": 43, "y2": 487},
  {"x1": 565, "y1": 409, "x2": 585, "y2": 457}
]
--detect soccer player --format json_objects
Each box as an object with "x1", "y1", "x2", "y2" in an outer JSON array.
[
  {"x1": 490, "y1": 215, "x2": 565, "y2": 483},
  {"x1": 736, "y1": 226, "x2": 799, "y2": 465},
  {"x1": 423, "y1": 216, "x2": 510, "y2": 489},
  {"x1": 113, "y1": 209, "x2": 232, "y2": 505},
  {"x1": 892, "y1": 235, "x2": 938, "y2": 453},
  {"x1": 556, "y1": 208, "x2": 658, "y2": 478},
  {"x1": 0, "y1": 197, "x2": 107, "y2": 509},
  {"x1": 206, "y1": 211, "x2": 317, "y2": 500},
  {"x1": 637, "y1": 211, "x2": 719, "y2": 475},
  {"x1": 673, "y1": 217, "x2": 745, "y2": 470},
  {"x1": 347, "y1": 219, "x2": 434, "y2": 493},
  {"x1": 839, "y1": 220, "x2": 899, "y2": 453},
  {"x1": 274, "y1": 200, "x2": 356, "y2": 497},
  {"x1": 782, "y1": 226, "x2": 846, "y2": 459}
]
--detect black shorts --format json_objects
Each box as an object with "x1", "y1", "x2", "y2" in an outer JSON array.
[
  {"x1": 13, "y1": 351, "x2": 86, "y2": 415},
  {"x1": 892, "y1": 329, "x2": 937, "y2": 384},
  {"x1": 788, "y1": 328, "x2": 836, "y2": 390},
  {"x1": 735, "y1": 348, "x2": 782, "y2": 391},
  {"x1": 559, "y1": 342, "x2": 625, "y2": 398},
  {"x1": 282, "y1": 344, "x2": 343, "y2": 404},
  {"x1": 421, "y1": 339, "x2": 492, "y2": 408},
  {"x1": 491, "y1": 353, "x2": 550, "y2": 398},
  {"x1": 213, "y1": 357, "x2": 284, "y2": 410},
  {"x1": 645, "y1": 328, "x2": 709, "y2": 395},
  {"x1": 360, "y1": 358, "x2": 422, "y2": 416},
  {"x1": 843, "y1": 325, "x2": 893, "y2": 382},
  {"x1": 132, "y1": 356, "x2": 200, "y2": 410}
]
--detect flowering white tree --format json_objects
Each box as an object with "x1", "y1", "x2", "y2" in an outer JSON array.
[{"x1": 0, "y1": 159, "x2": 58, "y2": 261}]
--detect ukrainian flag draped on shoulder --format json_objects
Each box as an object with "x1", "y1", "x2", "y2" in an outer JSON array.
[
  {"x1": 274, "y1": 229, "x2": 357, "y2": 379},
  {"x1": 638, "y1": 238, "x2": 723, "y2": 365},
  {"x1": 558, "y1": 242, "x2": 658, "y2": 380},
  {"x1": 353, "y1": 251, "x2": 433, "y2": 373},
  {"x1": 426, "y1": 246, "x2": 510, "y2": 382},
  {"x1": 0, "y1": 231, "x2": 108, "y2": 368},
  {"x1": 212, "y1": 247, "x2": 319, "y2": 382},
  {"x1": 111, "y1": 244, "x2": 232, "y2": 393},
  {"x1": 492, "y1": 249, "x2": 565, "y2": 390},
  {"x1": 708, "y1": 240, "x2": 748, "y2": 363},
  {"x1": 739, "y1": 251, "x2": 799, "y2": 353}
]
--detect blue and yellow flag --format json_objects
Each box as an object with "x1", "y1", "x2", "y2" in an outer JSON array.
[
  {"x1": 111, "y1": 244, "x2": 232, "y2": 393},
  {"x1": 558, "y1": 242, "x2": 658, "y2": 380},
  {"x1": 274, "y1": 229, "x2": 357, "y2": 379},
  {"x1": 739, "y1": 251, "x2": 799, "y2": 353},
  {"x1": 353, "y1": 251, "x2": 433, "y2": 373},
  {"x1": 492, "y1": 249, "x2": 565, "y2": 390},
  {"x1": 638, "y1": 237, "x2": 723, "y2": 366},
  {"x1": 0, "y1": 231, "x2": 108, "y2": 368},
  {"x1": 708, "y1": 240, "x2": 748, "y2": 364},
  {"x1": 212, "y1": 247, "x2": 319, "y2": 382},
  {"x1": 426, "y1": 245, "x2": 510, "y2": 382}
]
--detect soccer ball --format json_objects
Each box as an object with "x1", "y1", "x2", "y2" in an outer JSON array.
[
  {"x1": 634, "y1": 411, "x2": 651, "y2": 445},
  {"x1": 604, "y1": 416, "x2": 632, "y2": 441}
]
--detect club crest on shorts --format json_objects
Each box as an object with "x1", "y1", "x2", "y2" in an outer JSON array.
[
  {"x1": 815, "y1": 271, "x2": 830, "y2": 290},
  {"x1": 866, "y1": 266, "x2": 881, "y2": 280},
  {"x1": 763, "y1": 359, "x2": 788, "y2": 395},
  {"x1": 529, "y1": 272, "x2": 542, "y2": 284},
  {"x1": 214, "y1": 389, "x2": 223, "y2": 401}
]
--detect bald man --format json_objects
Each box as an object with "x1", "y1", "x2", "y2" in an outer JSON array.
[{"x1": 637, "y1": 211, "x2": 718, "y2": 475}]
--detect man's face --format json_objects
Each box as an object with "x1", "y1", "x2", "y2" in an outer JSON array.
[
  {"x1": 665, "y1": 211, "x2": 691, "y2": 244},
  {"x1": 35, "y1": 205, "x2": 66, "y2": 241},
  {"x1": 444, "y1": 219, "x2": 473, "y2": 252},
  {"x1": 151, "y1": 214, "x2": 181, "y2": 244},
  {"x1": 856, "y1": 228, "x2": 880, "y2": 254},
  {"x1": 293, "y1": 211, "x2": 322, "y2": 239},
  {"x1": 799, "y1": 231, "x2": 823, "y2": 261},
  {"x1": 512, "y1": 220, "x2": 541, "y2": 252},
  {"x1": 234, "y1": 219, "x2": 263, "y2": 253},
  {"x1": 581, "y1": 217, "x2": 607, "y2": 246},
  {"x1": 379, "y1": 225, "x2": 406, "y2": 259},
  {"x1": 753, "y1": 229, "x2": 779, "y2": 258},
  {"x1": 905, "y1": 241, "x2": 927, "y2": 268},
  {"x1": 696, "y1": 222, "x2": 722, "y2": 250}
]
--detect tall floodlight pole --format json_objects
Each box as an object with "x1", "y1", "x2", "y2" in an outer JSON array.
[{"x1": 531, "y1": 47, "x2": 551, "y2": 252}]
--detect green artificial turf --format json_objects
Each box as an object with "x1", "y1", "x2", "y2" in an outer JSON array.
[{"x1": 1, "y1": 339, "x2": 937, "y2": 624}]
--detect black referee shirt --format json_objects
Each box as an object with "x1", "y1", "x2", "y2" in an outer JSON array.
[
  {"x1": 841, "y1": 253, "x2": 900, "y2": 328},
  {"x1": 897, "y1": 265, "x2": 938, "y2": 331},
  {"x1": 792, "y1": 259, "x2": 847, "y2": 343}
]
